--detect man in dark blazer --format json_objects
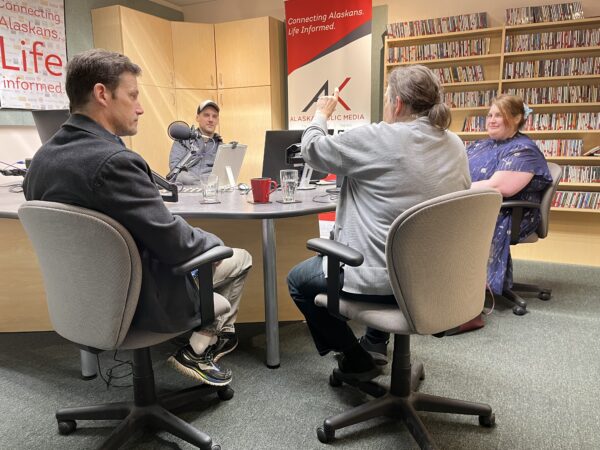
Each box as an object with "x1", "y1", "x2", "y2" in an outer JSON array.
[{"x1": 23, "y1": 49, "x2": 251, "y2": 387}]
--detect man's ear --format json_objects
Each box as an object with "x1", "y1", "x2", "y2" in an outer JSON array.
[
  {"x1": 92, "y1": 83, "x2": 110, "y2": 107},
  {"x1": 394, "y1": 96, "x2": 403, "y2": 117}
]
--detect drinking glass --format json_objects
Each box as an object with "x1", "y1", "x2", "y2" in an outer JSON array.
[
  {"x1": 280, "y1": 169, "x2": 298, "y2": 203},
  {"x1": 199, "y1": 173, "x2": 219, "y2": 204}
]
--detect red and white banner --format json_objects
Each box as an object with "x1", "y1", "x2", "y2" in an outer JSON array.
[
  {"x1": 0, "y1": 0, "x2": 68, "y2": 109},
  {"x1": 285, "y1": 0, "x2": 372, "y2": 130}
]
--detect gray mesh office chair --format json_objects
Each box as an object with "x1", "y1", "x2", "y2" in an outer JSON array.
[
  {"x1": 306, "y1": 189, "x2": 501, "y2": 449},
  {"x1": 501, "y1": 162, "x2": 562, "y2": 315},
  {"x1": 18, "y1": 201, "x2": 232, "y2": 450}
]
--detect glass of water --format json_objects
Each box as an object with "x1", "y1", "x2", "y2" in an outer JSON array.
[
  {"x1": 280, "y1": 169, "x2": 298, "y2": 203},
  {"x1": 199, "y1": 173, "x2": 220, "y2": 204}
]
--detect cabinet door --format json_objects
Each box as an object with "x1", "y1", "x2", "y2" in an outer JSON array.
[
  {"x1": 175, "y1": 89, "x2": 218, "y2": 129},
  {"x1": 217, "y1": 86, "x2": 273, "y2": 183},
  {"x1": 120, "y1": 7, "x2": 174, "y2": 88},
  {"x1": 172, "y1": 22, "x2": 216, "y2": 89},
  {"x1": 215, "y1": 17, "x2": 272, "y2": 89},
  {"x1": 132, "y1": 85, "x2": 177, "y2": 176}
]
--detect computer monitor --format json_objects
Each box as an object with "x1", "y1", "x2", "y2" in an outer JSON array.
[
  {"x1": 211, "y1": 143, "x2": 247, "y2": 189},
  {"x1": 262, "y1": 130, "x2": 327, "y2": 184},
  {"x1": 32, "y1": 109, "x2": 69, "y2": 143}
]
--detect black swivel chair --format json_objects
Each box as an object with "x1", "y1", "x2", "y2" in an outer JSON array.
[
  {"x1": 501, "y1": 162, "x2": 562, "y2": 315},
  {"x1": 306, "y1": 189, "x2": 501, "y2": 449},
  {"x1": 19, "y1": 201, "x2": 233, "y2": 450}
]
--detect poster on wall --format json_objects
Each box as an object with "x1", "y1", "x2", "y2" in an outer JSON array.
[
  {"x1": 0, "y1": 0, "x2": 68, "y2": 109},
  {"x1": 285, "y1": 0, "x2": 372, "y2": 130}
]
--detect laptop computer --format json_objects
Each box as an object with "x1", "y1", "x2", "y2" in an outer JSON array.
[{"x1": 32, "y1": 109, "x2": 70, "y2": 143}]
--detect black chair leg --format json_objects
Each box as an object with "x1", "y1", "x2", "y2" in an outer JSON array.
[
  {"x1": 512, "y1": 282, "x2": 552, "y2": 301},
  {"x1": 55, "y1": 347, "x2": 225, "y2": 450},
  {"x1": 317, "y1": 335, "x2": 493, "y2": 449},
  {"x1": 502, "y1": 288, "x2": 528, "y2": 315},
  {"x1": 412, "y1": 392, "x2": 492, "y2": 417}
]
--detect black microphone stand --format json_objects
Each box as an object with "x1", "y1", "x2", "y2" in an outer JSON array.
[{"x1": 166, "y1": 140, "x2": 198, "y2": 182}]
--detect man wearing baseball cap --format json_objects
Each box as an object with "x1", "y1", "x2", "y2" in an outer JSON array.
[{"x1": 168, "y1": 100, "x2": 222, "y2": 184}]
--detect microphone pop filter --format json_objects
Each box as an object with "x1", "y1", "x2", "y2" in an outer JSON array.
[{"x1": 167, "y1": 121, "x2": 192, "y2": 141}]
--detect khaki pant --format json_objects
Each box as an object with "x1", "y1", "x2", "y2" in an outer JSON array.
[{"x1": 208, "y1": 247, "x2": 252, "y2": 335}]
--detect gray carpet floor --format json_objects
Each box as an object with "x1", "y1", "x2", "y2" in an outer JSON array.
[{"x1": 0, "y1": 259, "x2": 598, "y2": 449}]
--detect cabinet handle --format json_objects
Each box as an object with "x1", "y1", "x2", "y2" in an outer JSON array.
[
  {"x1": 211, "y1": 74, "x2": 214, "y2": 87},
  {"x1": 219, "y1": 73, "x2": 222, "y2": 87}
]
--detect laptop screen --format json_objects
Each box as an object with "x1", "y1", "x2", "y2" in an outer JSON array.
[{"x1": 32, "y1": 109, "x2": 69, "y2": 143}]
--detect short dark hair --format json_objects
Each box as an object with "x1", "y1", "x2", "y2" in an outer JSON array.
[{"x1": 66, "y1": 49, "x2": 141, "y2": 111}]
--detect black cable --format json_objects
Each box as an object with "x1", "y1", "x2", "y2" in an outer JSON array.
[
  {"x1": 96, "y1": 351, "x2": 133, "y2": 390},
  {"x1": 0, "y1": 160, "x2": 23, "y2": 170}
]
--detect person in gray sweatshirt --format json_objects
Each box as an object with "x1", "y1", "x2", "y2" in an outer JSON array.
[{"x1": 287, "y1": 65, "x2": 471, "y2": 381}]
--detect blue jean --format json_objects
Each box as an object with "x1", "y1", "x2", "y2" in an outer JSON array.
[{"x1": 287, "y1": 256, "x2": 396, "y2": 356}]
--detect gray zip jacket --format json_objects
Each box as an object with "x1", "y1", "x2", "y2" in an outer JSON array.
[{"x1": 301, "y1": 114, "x2": 471, "y2": 295}]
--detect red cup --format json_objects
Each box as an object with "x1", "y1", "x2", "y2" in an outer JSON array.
[{"x1": 251, "y1": 177, "x2": 278, "y2": 203}]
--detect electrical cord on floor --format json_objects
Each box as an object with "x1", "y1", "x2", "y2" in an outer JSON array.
[{"x1": 96, "y1": 351, "x2": 133, "y2": 390}]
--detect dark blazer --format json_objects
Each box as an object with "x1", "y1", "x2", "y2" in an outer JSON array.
[{"x1": 23, "y1": 114, "x2": 224, "y2": 333}]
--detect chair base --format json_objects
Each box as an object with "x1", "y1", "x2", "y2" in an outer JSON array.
[
  {"x1": 502, "y1": 282, "x2": 552, "y2": 316},
  {"x1": 56, "y1": 347, "x2": 232, "y2": 449},
  {"x1": 318, "y1": 336, "x2": 494, "y2": 449}
]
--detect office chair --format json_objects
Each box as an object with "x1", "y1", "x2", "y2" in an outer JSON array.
[
  {"x1": 306, "y1": 189, "x2": 501, "y2": 449},
  {"x1": 18, "y1": 201, "x2": 233, "y2": 450},
  {"x1": 501, "y1": 162, "x2": 562, "y2": 315}
]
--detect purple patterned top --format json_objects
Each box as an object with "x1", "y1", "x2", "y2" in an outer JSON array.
[{"x1": 467, "y1": 132, "x2": 552, "y2": 294}]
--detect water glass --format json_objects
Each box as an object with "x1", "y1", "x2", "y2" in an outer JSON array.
[
  {"x1": 199, "y1": 173, "x2": 219, "y2": 204},
  {"x1": 280, "y1": 169, "x2": 298, "y2": 203}
]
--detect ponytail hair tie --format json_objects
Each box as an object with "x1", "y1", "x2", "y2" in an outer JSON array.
[{"x1": 523, "y1": 104, "x2": 533, "y2": 119}]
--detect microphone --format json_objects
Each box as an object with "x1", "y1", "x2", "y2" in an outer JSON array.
[{"x1": 167, "y1": 121, "x2": 211, "y2": 141}]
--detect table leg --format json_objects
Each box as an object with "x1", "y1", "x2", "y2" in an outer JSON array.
[
  {"x1": 80, "y1": 349, "x2": 97, "y2": 380},
  {"x1": 262, "y1": 218, "x2": 280, "y2": 368}
]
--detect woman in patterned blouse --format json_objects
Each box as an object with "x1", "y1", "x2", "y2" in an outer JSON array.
[{"x1": 467, "y1": 94, "x2": 553, "y2": 295}]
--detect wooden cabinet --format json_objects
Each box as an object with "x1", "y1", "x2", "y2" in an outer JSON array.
[
  {"x1": 132, "y1": 85, "x2": 177, "y2": 175},
  {"x1": 213, "y1": 16, "x2": 285, "y2": 181},
  {"x1": 214, "y1": 17, "x2": 278, "y2": 89},
  {"x1": 218, "y1": 86, "x2": 275, "y2": 183},
  {"x1": 172, "y1": 22, "x2": 217, "y2": 89},
  {"x1": 92, "y1": 6, "x2": 174, "y2": 88}
]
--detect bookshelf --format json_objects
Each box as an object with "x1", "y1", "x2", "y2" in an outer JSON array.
[{"x1": 384, "y1": 17, "x2": 600, "y2": 213}]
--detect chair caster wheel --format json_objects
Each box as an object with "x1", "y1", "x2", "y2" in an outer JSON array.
[
  {"x1": 211, "y1": 445, "x2": 221, "y2": 450},
  {"x1": 512, "y1": 306, "x2": 526, "y2": 316},
  {"x1": 538, "y1": 290, "x2": 551, "y2": 301},
  {"x1": 57, "y1": 420, "x2": 76, "y2": 435},
  {"x1": 317, "y1": 426, "x2": 334, "y2": 443},
  {"x1": 217, "y1": 386, "x2": 234, "y2": 401},
  {"x1": 479, "y1": 413, "x2": 495, "y2": 427},
  {"x1": 329, "y1": 373, "x2": 342, "y2": 387}
]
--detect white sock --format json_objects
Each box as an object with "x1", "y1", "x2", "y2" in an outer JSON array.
[{"x1": 189, "y1": 331, "x2": 217, "y2": 355}]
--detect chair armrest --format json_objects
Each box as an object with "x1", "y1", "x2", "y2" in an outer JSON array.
[
  {"x1": 171, "y1": 246, "x2": 233, "y2": 329},
  {"x1": 306, "y1": 238, "x2": 364, "y2": 321},
  {"x1": 171, "y1": 246, "x2": 234, "y2": 275},
  {"x1": 501, "y1": 200, "x2": 541, "y2": 245},
  {"x1": 501, "y1": 200, "x2": 540, "y2": 210},
  {"x1": 306, "y1": 238, "x2": 364, "y2": 266}
]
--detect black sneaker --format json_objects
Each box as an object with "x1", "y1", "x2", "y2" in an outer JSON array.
[
  {"x1": 359, "y1": 335, "x2": 389, "y2": 366},
  {"x1": 206, "y1": 332, "x2": 238, "y2": 362},
  {"x1": 168, "y1": 345, "x2": 232, "y2": 386}
]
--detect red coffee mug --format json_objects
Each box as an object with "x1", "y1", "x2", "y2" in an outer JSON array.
[{"x1": 251, "y1": 177, "x2": 278, "y2": 203}]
